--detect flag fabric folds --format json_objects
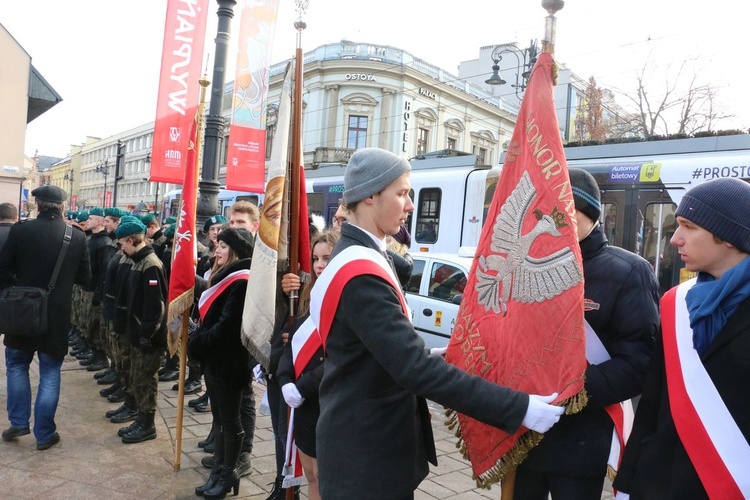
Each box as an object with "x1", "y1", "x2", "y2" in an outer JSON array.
[
  {"x1": 166, "y1": 114, "x2": 199, "y2": 355},
  {"x1": 150, "y1": 0, "x2": 209, "y2": 184},
  {"x1": 241, "y1": 63, "x2": 292, "y2": 367},
  {"x1": 225, "y1": 0, "x2": 281, "y2": 192},
  {"x1": 444, "y1": 51, "x2": 587, "y2": 488}
]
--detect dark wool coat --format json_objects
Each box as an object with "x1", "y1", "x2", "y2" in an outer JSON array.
[
  {"x1": 86, "y1": 230, "x2": 112, "y2": 296},
  {"x1": 0, "y1": 212, "x2": 91, "y2": 358},
  {"x1": 188, "y1": 258, "x2": 257, "y2": 386},
  {"x1": 521, "y1": 225, "x2": 660, "y2": 478},
  {"x1": 613, "y1": 295, "x2": 750, "y2": 499},
  {"x1": 124, "y1": 245, "x2": 167, "y2": 350},
  {"x1": 317, "y1": 224, "x2": 529, "y2": 500}
]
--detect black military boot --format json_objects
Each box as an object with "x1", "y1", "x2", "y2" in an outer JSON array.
[
  {"x1": 94, "y1": 366, "x2": 113, "y2": 379},
  {"x1": 203, "y1": 430, "x2": 243, "y2": 499},
  {"x1": 110, "y1": 404, "x2": 138, "y2": 424},
  {"x1": 108, "y1": 394, "x2": 136, "y2": 419},
  {"x1": 117, "y1": 416, "x2": 141, "y2": 437},
  {"x1": 107, "y1": 385, "x2": 127, "y2": 403},
  {"x1": 265, "y1": 477, "x2": 283, "y2": 500},
  {"x1": 97, "y1": 370, "x2": 118, "y2": 385},
  {"x1": 99, "y1": 381, "x2": 121, "y2": 398},
  {"x1": 158, "y1": 355, "x2": 179, "y2": 382},
  {"x1": 86, "y1": 350, "x2": 109, "y2": 371},
  {"x1": 122, "y1": 411, "x2": 156, "y2": 443}
]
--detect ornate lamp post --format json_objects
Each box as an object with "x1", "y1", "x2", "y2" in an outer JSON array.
[
  {"x1": 485, "y1": 40, "x2": 539, "y2": 100},
  {"x1": 94, "y1": 159, "x2": 110, "y2": 207}
]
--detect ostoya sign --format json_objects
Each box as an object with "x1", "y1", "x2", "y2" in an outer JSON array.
[{"x1": 345, "y1": 73, "x2": 376, "y2": 81}]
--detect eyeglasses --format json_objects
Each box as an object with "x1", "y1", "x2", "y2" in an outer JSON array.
[{"x1": 332, "y1": 217, "x2": 348, "y2": 226}]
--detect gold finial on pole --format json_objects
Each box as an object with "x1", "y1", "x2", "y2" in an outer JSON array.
[{"x1": 541, "y1": 0, "x2": 564, "y2": 55}]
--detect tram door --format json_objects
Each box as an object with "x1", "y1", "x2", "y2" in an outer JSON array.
[{"x1": 600, "y1": 188, "x2": 686, "y2": 295}]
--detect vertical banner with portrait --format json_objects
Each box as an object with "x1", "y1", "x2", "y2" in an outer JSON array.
[
  {"x1": 225, "y1": 0, "x2": 280, "y2": 192},
  {"x1": 241, "y1": 63, "x2": 291, "y2": 367}
]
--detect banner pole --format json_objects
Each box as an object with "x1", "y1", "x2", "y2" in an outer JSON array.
[{"x1": 173, "y1": 313, "x2": 190, "y2": 471}]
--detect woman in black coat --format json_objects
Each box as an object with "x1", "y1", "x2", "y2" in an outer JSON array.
[
  {"x1": 188, "y1": 227, "x2": 254, "y2": 499},
  {"x1": 277, "y1": 230, "x2": 339, "y2": 500}
]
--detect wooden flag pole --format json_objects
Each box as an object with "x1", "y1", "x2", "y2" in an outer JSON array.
[
  {"x1": 173, "y1": 73, "x2": 210, "y2": 472},
  {"x1": 500, "y1": 1, "x2": 563, "y2": 496},
  {"x1": 173, "y1": 313, "x2": 190, "y2": 472}
]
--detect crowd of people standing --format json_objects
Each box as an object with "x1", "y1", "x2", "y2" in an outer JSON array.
[{"x1": 1, "y1": 146, "x2": 748, "y2": 500}]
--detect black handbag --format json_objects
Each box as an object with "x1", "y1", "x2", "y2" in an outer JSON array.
[{"x1": 0, "y1": 225, "x2": 72, "y2": 337}]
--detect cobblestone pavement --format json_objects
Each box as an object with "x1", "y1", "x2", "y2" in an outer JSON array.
[{"x1": 0, "y1": 349, "x2": 614, "y2": 499}]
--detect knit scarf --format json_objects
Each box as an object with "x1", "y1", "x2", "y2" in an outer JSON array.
[{"x1": 685, "y1": 256, "x2": 750, "y2": 355}]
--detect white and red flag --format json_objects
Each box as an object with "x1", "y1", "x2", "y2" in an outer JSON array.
[
  {"x1": 150, "y1": 0, "x2": 209, "y2": 184},
  {"x1": 444, "y1": 51, "x2": 587, "y2": 488}
]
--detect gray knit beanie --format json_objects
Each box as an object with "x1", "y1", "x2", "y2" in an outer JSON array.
[
  {"x1": 675, "y1": 177, "x2": 750, "y2": 253},
  {"x1": 568, "y1": 169, "x2": 601, "y2": 222},
  {"x1": 344, "y1": 148, "x2": 411, "y2": 204}
]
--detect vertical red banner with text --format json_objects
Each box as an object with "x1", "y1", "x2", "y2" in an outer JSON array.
[
  {"x1": 225, "y1": 0, "x2": 280, "y2": 192},
  {"x1": 150, "y1": 0, "x2": 209, "y2": 185}
]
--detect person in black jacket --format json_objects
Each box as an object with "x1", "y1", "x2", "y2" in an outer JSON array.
[
  {"x1": 0, "y1": 186, "x2": 90, "y2": 450},
  {"x1": 188, "y1": 227, "x2": 256, "y2": 499},
  {"x1": 83, "y1": 207, "x2": 113, "y2": 373},
  {"x1": 614, "y1": 178, "x2": 750, "y2": 499},
  {"x1": 513, "y1": 169, "x2": 660, "y2": 499},
  {"x1": 114, "y1": 216, "x2": 168, "y2": 444},
  {"x1": 277, "y1": 230, "x2": 340, "y2": 500}
]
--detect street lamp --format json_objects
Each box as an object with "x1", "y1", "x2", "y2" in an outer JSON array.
[
  {"x1": 485, "y1": 40, "x2": 539, "y2": 100},
  {"x1": 95, "y1": 159, "x2": 110, "y2": 207},
  {"x1": 144, "y1": 149, "x2": 160, "y2": 216},
  {"x1": 63, "y1": 169, "x2": 74, "y2": 209}
]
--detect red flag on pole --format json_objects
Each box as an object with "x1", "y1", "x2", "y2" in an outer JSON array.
[
  {"x1": 150, "y1": 0, "x2": 209, "y2": 184},
  {"x1": 296, "y1": 160, "x2": 311, "y2": 277},
  {"x1": 445, "y1": 51, "x2": 587, "y2": 488},
  {"x1": 167, "y1": 114, "x2": 199, "y2": 355}
]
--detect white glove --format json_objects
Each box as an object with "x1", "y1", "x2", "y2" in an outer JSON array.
[
  {"x1": 614, "y1": 492, "x2": 630, "y2": 500},
  {"x1": 282, "y1": 383, "x2": 305, "y2": 408},
  {"x1": 429, "y1": 346, "x2": 448, "y2": 357},
  {"x1": 253, "y1": 364, "x2": 266, "y2": 385},
  {"x1": 521, "y1": 392, "x2": 564, "y2": 433}
]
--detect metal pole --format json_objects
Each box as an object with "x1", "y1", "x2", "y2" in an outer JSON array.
[{"x1": 197, "y1": 0, "x2": 237, "y2": 227}]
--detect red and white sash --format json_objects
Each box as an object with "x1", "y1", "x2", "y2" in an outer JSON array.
[
  {"x1": 662, "y1": 278, "x2": 750, "y2": 499},
  {"x1": 283, "y1": 245, "x2": 408, "y2": 487},
  {"x1": 583, "y1": 321, "x2": 634, "y2": 480},
  {"x1": 197, "y1": 269, "x2": 250, "y2": 320}
]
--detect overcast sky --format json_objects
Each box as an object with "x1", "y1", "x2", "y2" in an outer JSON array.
[{"x1": 2, "y1": 0, "x2": 747, "y2": 159}]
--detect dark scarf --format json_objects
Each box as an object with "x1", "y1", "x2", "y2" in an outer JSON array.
[{"x1": 685, "y1": 256, "x2": 750, "y2": 355}]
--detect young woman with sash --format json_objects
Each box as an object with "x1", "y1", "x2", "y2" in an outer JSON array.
[
  {"x1": 276, "y1": 230, "x2": 339, "y2": 500},
  {"x1": 188, "y1": 227, "x2": 255, "y2": 499}
]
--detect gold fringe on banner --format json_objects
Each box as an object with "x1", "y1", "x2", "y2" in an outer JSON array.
[
  {"x1": 167, "y1": 288, "x2": 194, "y2": 356},
  {"x1": 444, "y1": 387, "x2": 589, "y2": 490}
]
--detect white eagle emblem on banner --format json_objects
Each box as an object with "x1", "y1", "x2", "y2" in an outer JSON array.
[{"x1": 476, "y1": 171, "x2": 583, "y2": 314}]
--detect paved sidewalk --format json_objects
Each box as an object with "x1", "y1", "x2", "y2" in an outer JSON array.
[{"x1": 0, "y1": 348, "x2": 614, "y2": 499}]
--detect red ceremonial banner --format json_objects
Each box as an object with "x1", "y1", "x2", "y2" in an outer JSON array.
[
  {"x1": 225, "y1": 0, "x2": 280, "y2": 192},
  {"x1": 444, "y1": 52, "x2": 587, "y2": 488},
  {"x1": 167, "y1": 115, "x2": 199, "y2": 354},
  {"x1": 150, "y1": 0, "x2": 209, "y2": 184}
]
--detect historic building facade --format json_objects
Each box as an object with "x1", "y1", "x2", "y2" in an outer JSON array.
[{"x1": 78, "y1": 41, "x2": 519, "y2": 211}]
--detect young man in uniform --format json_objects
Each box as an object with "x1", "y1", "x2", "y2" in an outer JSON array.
[
  {"x1": 312, "y1": 148, "x2": 564, "y2": 500},
  {"x1": 114, "y1": 216, "x2": 168, "y2": 443},
  {"x1": 83, "y1": 207, "x2": 112, "y2": 374},
  {"x1": 614, "y1": 177, "x2": 750, "y2": 499},
  {"x1": 513, "y1": 169, "x2": 660, "y2": 499}
]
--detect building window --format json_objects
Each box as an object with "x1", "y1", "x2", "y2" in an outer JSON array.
[
  {"x1": 347, "y1": 115, "x2": 368, "y2": 149},
  {"x1": 415, "y1": 188, "x2": 441, "y2": 244},
  {"x1": 446, "y1": 137, "x2": 456, "y2": 150},
  {"x1": 477, "y1": 147, "x2": 487, "y2": 165},
  {"x1": 417, "y1": 128, "x2": 429, "y2": 155}
]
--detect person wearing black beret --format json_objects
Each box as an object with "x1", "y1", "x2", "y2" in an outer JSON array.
[{"x1": 0, "y1": 185, "x2": 91, "y2": 450}]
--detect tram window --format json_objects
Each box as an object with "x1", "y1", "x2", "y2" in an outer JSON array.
[
  {"x1": 405, "y1": 189, "x2": 414, "y2": 233},
  {"x1": 601, "y1": 202, "x2": 617, "y2": 243},
  {"x1": 643, "y1": 202, "x2": 681, "y2": 295},
  {"x1": 307, "y1": 193, "x2": 324, "y2": 218},
  {"x1": 483, "y1": 170, "x2": 500, "y2": 225},
  {"x1": 415, "y1": 188, "x2": 441, "y2": 243},
  {"x1": 236, "y1": 195, "x2": 259, "y2": 206}
]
